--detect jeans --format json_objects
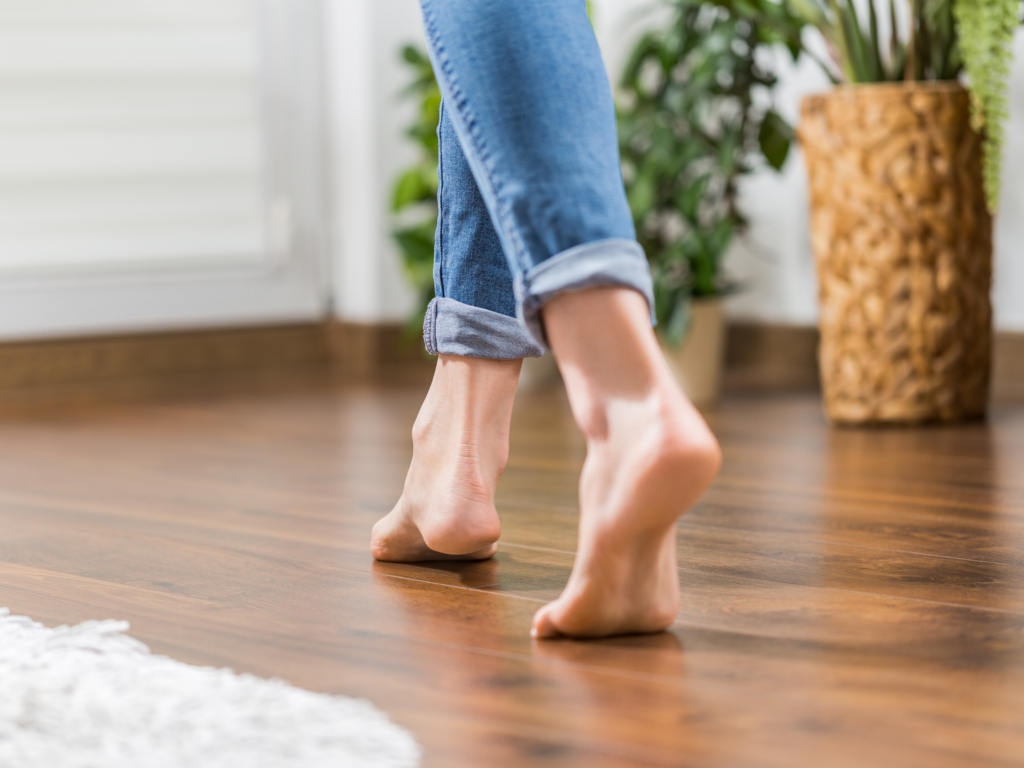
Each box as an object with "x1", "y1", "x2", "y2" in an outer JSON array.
[{"x1": 418, "y1": 0, "x2": 655, "y2": 360}]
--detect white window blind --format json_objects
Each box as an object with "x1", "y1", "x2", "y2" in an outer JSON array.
[
  {"x1": 0, "y1": 0, "x2": 270, "y2": 275},
  {"x1": 0, "y1": 0, "x2": 326, "y2": 341}
]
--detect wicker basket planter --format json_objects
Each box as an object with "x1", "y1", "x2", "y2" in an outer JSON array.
[{"x1": 800, "y1": 82, "x2": 992, "y2": 425}]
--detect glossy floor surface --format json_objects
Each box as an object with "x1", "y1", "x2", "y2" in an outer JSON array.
[{"x1": 1, "y1": 384, "x2": 1022, "y2": 767}]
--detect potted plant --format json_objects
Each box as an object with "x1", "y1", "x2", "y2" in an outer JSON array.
[
  {"x1": 791, "y1": 0, "x2": 1021, "y2": 424},
  {"x1": 391, "y1": 45, "x2": 441, "y2": 339},
  {"x1": 617, "y1": 0, "x2": 808, "y2": 404}
]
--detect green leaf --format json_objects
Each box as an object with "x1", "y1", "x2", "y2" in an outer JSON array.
[
  {"x1": 391, "y1": 168, "x2": 431, "y2": 211},
  {"x1": 954, "y1": 0, "x2": 1022, "y2": 212},
  {"x1": 393, "y1": 44, "x2": 441, "y2": 324},
  {"x1": 866, "y1": 0, "x2": 884, "y2": 80},
  {"x1": 393, "y1": 219, "x2": 436, "y2": 286},
  {"x1": 839, "y1": 1, "x2": 872, "y2": 81},
  {"x1": 627, "y1": 168, "x2": 657, "y2": 219},
  {"x1": 758, "y1": 110, "x2": 794, "y2": 170},
  {"x1": 715, "y1": 133, "x2": 740, "y2": 174},
  {"x1": 786, "y1": 0, "x2": 827, "y2": 27},
  {"x1": 401, "y1": 45, "x2": 428, "y2": 66},
  {"x1": 677, "y1": 174, "x2": 711, "y2": 222},
  {"x1": 708, "y1": 215, "x2": 738, "y2": 259},
  {"x1": 617, "y1": 0, "x2": 811, "y2": 308},
  {"x1": 889, "y1": 0, "x2": 902, "y2": 78},
  {"x1": 664, "y1": 293, "x2": 693, "y2": 346}
]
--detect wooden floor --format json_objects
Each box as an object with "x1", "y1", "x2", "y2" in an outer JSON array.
[{"x1": 1, "y1": 381, "x2": 1023, "y2": 767}]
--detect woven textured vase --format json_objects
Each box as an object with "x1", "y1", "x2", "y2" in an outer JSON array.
[{"x1": 800, "y1": 82, "x2": 992, "y2": 425}]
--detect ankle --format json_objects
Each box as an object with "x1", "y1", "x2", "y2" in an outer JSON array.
[
  {"x1": 437, "y1": 354, "x2": 522, "y2": 396},
  {"x1": 577, "y1": 387, "x2": 721, "y2": 482},
  {"x1": 410, "y1": 404, "x2": 511, "y2": 480},
  {"x1": 412, "y1": 354, "x2": 521, "y2": 445}
]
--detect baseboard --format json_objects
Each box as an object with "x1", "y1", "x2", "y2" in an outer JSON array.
[
  {"x1": 724, "y1": 322, "x2": 820, "y2": 392},
  {"x1": 0, "y1": 324, "x2": 329, "y2": 388},
  {"x1": 0, "y1": 320, "x2": 1018, "y2": 406},
  {"x1": 326, "y1": 322, "x2": 434, "y2": 384},
  {"x1": 994, "y1": 331, "x2": 1024, "y2": 402},
  {"x1": 725, "y1": 322, "x2": 1024, "y2": 402},
  {"x1": 0, "y1": 321, "x2": 431, "y2": 407}
]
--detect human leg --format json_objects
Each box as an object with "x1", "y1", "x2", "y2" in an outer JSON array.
[
  {"x1": 371, "y1": 104, "x2": 536, "y2": 562},
  {"x1": 423, "y1": 100, "x2": 544, "y2": 360},
  {"x1": 370, "y1": 354, "x2": 519, "y2": 561},
  {"x1": 411, "y1": 0, "x2": 721, "y2": 636},
  {"x1": 531, "y1": 288, "x2": 721, "y2": 637},
  {"x1": 417, "y1": 0, "x2": 654, "y2": 345}
]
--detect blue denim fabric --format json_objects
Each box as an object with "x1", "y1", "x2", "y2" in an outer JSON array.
[
  {"x1": 420, "y1": 0, "x2": 655, "y2": 358},
  {"x1": 428, "y1": 99, "x2": 544, "y2": 359},
  {"x1": 423, "y1": 297, "x2": 544, "y2": 359}
]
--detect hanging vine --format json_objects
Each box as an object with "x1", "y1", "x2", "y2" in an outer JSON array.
[{"x1": 954, "y1": 0, "x2": 1021, "y2": 211}]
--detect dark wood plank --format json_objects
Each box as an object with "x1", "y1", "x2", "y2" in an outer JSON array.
[
  {"x1": 0, "y1": 387, "x2": 1023, "y2": 765},
  {"x1": 3, "y1": 554, "x2": 1022, "y2": 768}
]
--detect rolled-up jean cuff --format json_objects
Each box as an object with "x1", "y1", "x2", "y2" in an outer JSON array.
[
  {"x1": 423, "y1": 297, "x2": 545, "y2": 359},
  {"x1": 517, "y1": 238, "x2": 655, "y2": 349}
]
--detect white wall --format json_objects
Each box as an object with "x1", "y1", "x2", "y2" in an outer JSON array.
[
  {"x1": 324, "y1": 0, "x2": 419, "y2": 322},
  {"x1": 326, "y1": 0, "x2": 1024, "y2": 331},
  {"x1": 995, "y1": 34, "x2": 1024, "y2": 331}
]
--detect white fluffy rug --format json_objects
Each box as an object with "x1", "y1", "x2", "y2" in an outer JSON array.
[{"x1": 0, "y1": 609, "x2": 421, "y2": 768}]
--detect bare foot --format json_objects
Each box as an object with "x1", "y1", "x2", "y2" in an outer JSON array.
[
  {"x1": 371, "y1": 355, "x2": 521, "y2": 562},
  {"x1": 531, "y1": 288, "x2": 721, "y2": 639}
]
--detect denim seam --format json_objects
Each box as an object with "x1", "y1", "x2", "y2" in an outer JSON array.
[
  {"x1": 434, "y1": 99, "x2": 447, "y2": 299},
  {"x1": 419, "y1": 4, "x2": 532, "y2": 278},
  {"x1": 422, "y1": 298, "x2": 440, "y2": 355}
]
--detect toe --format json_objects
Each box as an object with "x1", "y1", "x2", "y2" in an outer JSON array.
[
  {"x1": 369, "y1": 518, "x2": 394, "y2": 561},
  {"x1": 370, "y1": 508, "x2": 426, "y2": 562},
  {"x1": 530, "y1": 604, "x2": 563, "y2": 639},
  {"x1": 470, "y1": 542, "x2": 500, "y2": 560}
]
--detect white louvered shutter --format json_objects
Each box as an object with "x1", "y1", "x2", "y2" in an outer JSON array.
[{"x1": 0, "y1": 0, "x2": 325, "y2": 339}]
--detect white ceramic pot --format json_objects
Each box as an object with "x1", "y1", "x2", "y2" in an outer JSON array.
[{"x1": 658, "y1": 298, "x2": 726, "y2": 406}]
